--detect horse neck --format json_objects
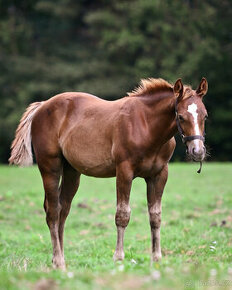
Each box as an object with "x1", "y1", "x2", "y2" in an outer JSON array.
[{"x1": 139, "y1": 91, "x2": 177, "y2": 144}]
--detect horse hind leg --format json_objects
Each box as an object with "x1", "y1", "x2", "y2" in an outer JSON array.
[
  {"x1": 58, "y1": 160, "x2": 80, "y2": 257},
  {"x1": 39, "y1": 156, "x2": 65, "y2": 269}
]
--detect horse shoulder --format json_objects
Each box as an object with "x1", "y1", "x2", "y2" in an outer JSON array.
[
  {"x1": 158, "y1": 137, "x2": 176, "y2": 163},
  {"x1": 152, "y1": 137, "x2": 176, "y2": 175}
]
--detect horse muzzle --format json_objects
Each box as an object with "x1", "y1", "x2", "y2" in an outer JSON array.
[{"x1": 187, "y1": 140, "x2": 206, "y2": 162}]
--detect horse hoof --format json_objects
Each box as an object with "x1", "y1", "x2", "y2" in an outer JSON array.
[{"x1": 52, "y1": 263, "x2": 66, "y2": 271}]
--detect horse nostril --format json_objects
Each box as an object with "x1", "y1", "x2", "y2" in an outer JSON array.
[{"x1": 192, "y1": 146, "x2": 205, "y2": 156}]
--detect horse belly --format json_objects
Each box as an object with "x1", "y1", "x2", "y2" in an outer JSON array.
[
  {"x1": 72, "y1": 154, "x2": 116, "y2": 178},
  {"x1": 61, "y1": 131, "x2": 116, "y2": 177}
]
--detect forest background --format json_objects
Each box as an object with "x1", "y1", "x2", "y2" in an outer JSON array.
[{"x1": 0, "y1": 0, "x2": 231, "y2": 163}]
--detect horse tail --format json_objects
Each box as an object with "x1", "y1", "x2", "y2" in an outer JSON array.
[{"x1": 9, "y1": 102, "x2": 44, "y2": 166}]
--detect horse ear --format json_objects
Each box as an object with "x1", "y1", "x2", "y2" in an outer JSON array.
[
  {"x1": 173, "y1": 78, "x2": 184, "y2": 100},
  {"x1": 196, "y1": 77, "x2": 208, "y2": 98}
]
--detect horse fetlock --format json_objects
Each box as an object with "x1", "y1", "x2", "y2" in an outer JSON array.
[
  {"x1": 151, "y1": 252, "x2": 162, "y2": 263},
  {"x1": 52, "y1": 255, "x2": 66, "y2": 270},
  {"x1": 113, "y1": 250, "x2": 125, "y2": 262}
]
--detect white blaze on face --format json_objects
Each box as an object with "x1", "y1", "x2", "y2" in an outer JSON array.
[
  {"x1": 187, "y1": 103, "x2": 200, "y2": 135},
  {"x1": 187, "y1": 103, "x2": 203, "y2": 154}
]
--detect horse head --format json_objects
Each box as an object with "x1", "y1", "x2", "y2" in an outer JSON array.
[{"x1": 174, "y1": 78, "x2": 208, "y2": 162}]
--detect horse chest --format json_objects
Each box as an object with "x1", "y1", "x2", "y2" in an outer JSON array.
[
  {"x1": 135, "y1": 154, "x2": 165, "y2": 177},
  {"x1": 133, "y1": 138, "x2": 176, "y2": 177}
]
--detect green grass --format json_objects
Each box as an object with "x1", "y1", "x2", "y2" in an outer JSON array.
[{"x1": 0, "y1": 163, "x2": 232, "y2": 289}]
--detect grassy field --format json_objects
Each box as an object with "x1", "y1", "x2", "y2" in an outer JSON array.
[{"x1": 0, "y1": 163, "x2": 232, "y2": 290}]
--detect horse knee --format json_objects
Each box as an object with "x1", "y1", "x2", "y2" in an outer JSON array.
[
  {"x1": 115, "y1": 205, "x2": 131, "y2": 228},
  {"x1": 149, "y1": 208, "x2": 161, "y2": 229}
]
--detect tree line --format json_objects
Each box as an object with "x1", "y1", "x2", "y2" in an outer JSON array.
[{"x1": 0, "y1": 0, "x2": 231, "y2": 162}]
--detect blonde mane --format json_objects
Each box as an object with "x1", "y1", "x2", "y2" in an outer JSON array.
[{"x1": 127, "y1": 78, "x2": 192, "y2": 99}]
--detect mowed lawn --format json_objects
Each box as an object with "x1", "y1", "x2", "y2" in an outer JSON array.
[{"x1": 0, "y1": 163, "x2": 232, "y2": 290}]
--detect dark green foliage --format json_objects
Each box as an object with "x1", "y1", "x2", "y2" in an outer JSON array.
[{"x1": 0, "y1": 0, "x2": 231, "y2": 162}]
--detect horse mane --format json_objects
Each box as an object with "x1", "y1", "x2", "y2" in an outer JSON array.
[
  {"x1": 127, "y1": 78, "x2": 173, "y2": 97},
  {"x1": 127, "y1": 78, "x2": 192, "y2": 99}
]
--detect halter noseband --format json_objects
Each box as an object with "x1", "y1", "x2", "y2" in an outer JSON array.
[{"x1": 175, "y1": 98, "x2": 205, "y2": 173}]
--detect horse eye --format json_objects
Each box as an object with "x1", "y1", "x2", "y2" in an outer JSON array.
[
  {"x1": 204, "y1": 115, "x2": 208, "y2": 120},
  {"x1": 178, "y1": 115, "x2": 184, "y2": 122}
]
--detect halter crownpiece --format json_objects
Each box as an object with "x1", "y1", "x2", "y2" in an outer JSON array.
[{"x1": 175, "y1": 98, "x2": 205, "y2": 174}]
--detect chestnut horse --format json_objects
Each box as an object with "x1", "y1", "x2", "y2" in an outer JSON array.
[{"x1": 9, "y1": 78, "x2": 208, "y2": 269}]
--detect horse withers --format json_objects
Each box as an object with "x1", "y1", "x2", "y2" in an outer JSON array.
[{"x1": 9, "y1": 78, "x2": 208, "y2": 269}]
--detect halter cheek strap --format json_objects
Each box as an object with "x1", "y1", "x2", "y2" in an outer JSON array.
[{"x1": 175, "y1": 98, "x2": 205, "y2": 173}]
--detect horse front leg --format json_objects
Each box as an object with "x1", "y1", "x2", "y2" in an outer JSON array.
[
  {"x1": 146, "y1": 165, "x2": 168, "y2": 262},
  {"x1": 113, "y1": 161, "x2": 133, "y2": 261}
]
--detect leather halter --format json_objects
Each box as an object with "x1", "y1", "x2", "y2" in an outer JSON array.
[{"x1": 175, "y1": 98, "x2": 205, "y2": 173}]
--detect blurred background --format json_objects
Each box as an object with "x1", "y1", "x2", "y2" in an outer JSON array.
[{"x1": 0, "y1": 0, "x2": 231, "y2": 163}]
